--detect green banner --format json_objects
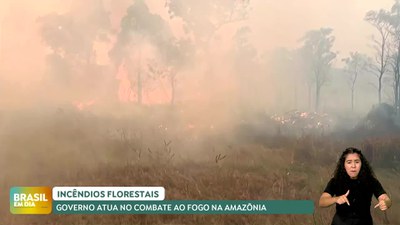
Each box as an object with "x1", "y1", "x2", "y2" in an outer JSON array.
[{"x1": 53, "y1": 200, "x2": 314, "y2": 214}]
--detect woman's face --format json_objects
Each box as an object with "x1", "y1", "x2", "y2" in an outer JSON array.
[{"x1": 344, "y1": 153, "x2": 362, "y2": 179}]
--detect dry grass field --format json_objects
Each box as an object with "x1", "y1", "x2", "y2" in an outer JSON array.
[{"x1": 0, "y1": 108, "x2": 399, "y2": 225}]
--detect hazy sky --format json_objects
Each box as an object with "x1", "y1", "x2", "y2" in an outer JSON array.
[
  {"x1": 0, "y1": 0, "x2": 394, "y2": 80},
  {"x1": 0, "y1": 0, "x2": 396, "y2": 110},
  {"x1": 146, "y1": 0, "x2": 394, "y2": 58},
  {"x1": 1, "y1": 0, "x2": 395, "y2": 50},
  {"x1": 248, "y1": 0, "x2": 393, "y2": 56}
]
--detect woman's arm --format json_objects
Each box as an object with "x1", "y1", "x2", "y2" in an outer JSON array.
[
  {"x1": 319, "y1": 190, "x2": 350, "y2": 208},
  {"x1": 319, "y1": 193, "x2": 337, "y2": 207}
]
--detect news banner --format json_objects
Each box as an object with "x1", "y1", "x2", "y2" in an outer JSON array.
[{"x1": 10, "y1": 186, "x2": 314, "y2": 214}]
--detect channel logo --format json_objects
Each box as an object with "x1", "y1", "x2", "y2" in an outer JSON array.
[{"x1": 10, "y1": 187, "x2": 52, "y2": 214}]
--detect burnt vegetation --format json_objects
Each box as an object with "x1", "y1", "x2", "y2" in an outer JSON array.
[{"x1": 1, "y1": 105, "x2": 399, "y2": 225}]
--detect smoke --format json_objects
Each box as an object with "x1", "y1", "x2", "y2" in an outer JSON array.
[
  {"x1": 0, "y1": 0, "x2": 395, "y2": 129},
  {"x1": 2, "y1": 4, "x2": 400, "y2": 219}
]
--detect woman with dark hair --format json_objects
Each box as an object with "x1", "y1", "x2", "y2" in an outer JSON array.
[{"x1": 319, "y1": 147, "x2": 391, "y2": 225}]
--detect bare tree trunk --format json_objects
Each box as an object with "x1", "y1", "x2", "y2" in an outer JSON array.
[
  {"x1": 395, "y1": 83, "x2": 399, "y2": 113},
  {"x1": 395, "y1": 62, "x2": 400, "y2": 115},
  {"x1": 397, "y1": 84, "x2": 400, "y2": 115},
  {"x1": 315, "y1": 84, "x2": 320, "y2": 112},
  {"x1": 395, "y1": 45, "x2": 400, "y2": 115},
  {"x1": 351, "y1": 74, "x2": 356, "y2": 112},
  {"x1": 378, "y1": 74, "x2": 383, "y2": 104},
  {"x1": 378, "y1": 30, "x2": 387, "y2": 104},
  {"x1": 315, "y1": 71, "x2": 321, "y2": 112},
  {"x1": 365, "y1": 10, "x2": 390, "y2": 105},
  {"x1": 395, "y1": 70, "x2": 400, "y2": 114},
  {"x1": 351, "y1": 88, "x2": 355, "y2": 112}
]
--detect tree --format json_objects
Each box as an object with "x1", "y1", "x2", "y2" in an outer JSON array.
[
  {"x1": 165, "y1": 0, "x2": 250, "y2": 47},
  {"x1": 110, "y1": 0, "x2": 176, "y2": 104},
  {"x1": 342, "y1": 52, "x2": 371, "y2": 112},
  {"x1": 388, "y1": 0, "x2": 400, "y2": 114},
  {"x1": 38, "y1": 0, "x2": 112, "y2": 103},
  {"x1": 365, "y1": 9, "x2": 392, "y2": 104},
  {"x1": 146, "y1": 38, "x2": 194, "y2": 105},
  {"x1": 299, "y1": 28, "x2": 336, "y2": 112},
  {"x1": 165, "y1": 0, "x2": 251, "y2": 106}
]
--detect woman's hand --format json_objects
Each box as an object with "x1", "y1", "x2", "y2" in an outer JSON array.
[
  {"x1": 319, "y1": 190, "x2": 350, "y2": 208},
  {"x1": 375, "y1": 194, "x2": 391, "y2": 211},
  {"x1": 336, "y1": 190, "x2": 350, "y2": 206}
]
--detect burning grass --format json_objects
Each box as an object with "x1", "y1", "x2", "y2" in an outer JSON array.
[{"x1": 0, "y1": 109, "x2": 399, "y2": 224}]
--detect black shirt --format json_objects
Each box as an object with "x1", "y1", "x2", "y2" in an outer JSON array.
[{"x1": 323, "y1": 177, "x2": 386, "y2": 224}]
